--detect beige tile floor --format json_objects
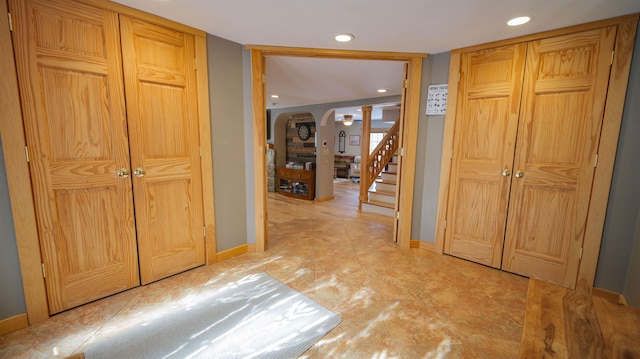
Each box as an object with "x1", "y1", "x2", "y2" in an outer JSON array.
[{"x1": 0, "y1": 181, "x2": 529, "y2": 358}]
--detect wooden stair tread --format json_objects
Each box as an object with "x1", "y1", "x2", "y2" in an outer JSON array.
[
  {"x1": 378, "y1": 179, "x2": 396, "y2": 184},
  {"x1": 369, "y1": 189, "x2": 395, "y2": 196},
  {"x1": 366, "y1": 200, "x2": 395, "y2": 209}
]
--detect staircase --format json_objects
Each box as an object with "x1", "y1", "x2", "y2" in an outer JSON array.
[
  {"x1": 361, "y1": 156, "x2": 397, "y2": 217},
  {"x1": 357, "y1": 115, "x2": 400, "y2": 218}
]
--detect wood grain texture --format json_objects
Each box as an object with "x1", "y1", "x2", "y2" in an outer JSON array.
[
  {"x1": 444, "y1": 43, "x2": 526, "y2": 268},
  {"x1": 120, "y1": 16, "x2": 205, "y2": 284},
  {"x1": 592, "y1": 287, "x2": 628, "y2": 305},
  {"x1": 563, "y1": 290, "x2": 605, "y2": 357},
  {"x1": 1, "y1": 0, "x2": 49, "y2": 323},
  {"x1": 503, "y1": 27, "x2": 617, "y2": 288},
  {"x1": 245, "y1": 45, "x2": 427, "y2": 60},
  {"x1": 437, "y1": 15, "x2": 638, "y2": 292},
  {"x1": 396, "y1": 58, "x2": 424, "y2": 249},
  {"x1": 0, "y1": 314, "x2": 29, "y2": 336},
  {"x1": 577, "y1": 16, "x2": 639, "y2": 293},
  {"x1": 215, "y1": 244, "x2": 249, "y2": 262},
  {"x1": 592, "y1": 295, "x2": 640, "y2": 357},
  {"x1": 250, "y1": 49, "x2": 267, "y2": 252},
  {"x1": 194, "y1": 35, "x2": 217, "y2": 265},
  {"x1": 76, "y1": 0, "x2": 206, "y2": 36},
  {"x1": 520, "y1": 279, "x2": 640, "y2": 358},
  {"x1": 11, "y1": 0, "x2": 139, "y2": 313},
  {"x1": 7, "y1": 0, "x2": 216, "y2": 322},
  {"x1": 358, "y1": 106, "x2": 372, "y2": 207},
  {"x1": 418, "y1": 240, "x2": 435, "y2": 252}
]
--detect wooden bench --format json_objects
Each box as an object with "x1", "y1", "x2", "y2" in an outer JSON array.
[{"x1": 520, "y1": 279, "x2": 640, "y2": 358}]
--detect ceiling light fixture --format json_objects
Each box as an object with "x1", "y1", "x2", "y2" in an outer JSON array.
[
  {"x1": 271, "y1": 94, "x2": 279, "y2": 98},
  {"x1": 507, "y1": 16, "x2": 531, "y2": 26},
  {"x1": 334, "y1": 33, "x2": 354, "y2": 42},
  {"x1": 377, "y1": 89, "x2": 387, "y2": 93},
  {"x1": 343, "y1": 114, "x2": 354, "y2": 126}
]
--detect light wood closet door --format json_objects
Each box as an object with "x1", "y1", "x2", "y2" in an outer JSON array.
[
  {"x1": 444, "y1": 44, "x2": 526, "y2": 267},
  {"x1": 10, "y1": 0, "x2": 139, "y2": 313},
  {"x1": 120, "y1": 16, "x2": 205, "y2": 284},
  {"x1": 502, "y1": 28, "x2": 617, "y2": 287}
]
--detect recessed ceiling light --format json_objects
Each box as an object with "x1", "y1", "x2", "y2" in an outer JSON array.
[
  {"x1": 507, "y1": 16, "x2": 531, "y2": 26},
  {"x1": 377, "y1": 89, "x2": 387, "y2": 93},
  {"x1": 334, "y1": 33, "x2": 354, "y2": 42},
  {"x1": 271, "y1": 95, "x2": 279, "y2": 98}
]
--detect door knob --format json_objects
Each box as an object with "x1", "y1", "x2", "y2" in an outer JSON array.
[
  {"x1": 117, "y1": 168, "x2": 129, "y2": 178},
  {"x1": 134, "y1": 168, "x2": 145, "y2": 177},
  {"x1": 502, "y1": 169, "x2": 511, "y2": 177},
  {"x1": 515, "y1": 170, "x2": 524, "y2": 178}
]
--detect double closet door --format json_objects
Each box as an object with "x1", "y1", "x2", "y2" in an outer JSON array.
[
  {"x1": 11, "y1": 0, "x2": 205, "y2": 313},
  {"x1": 444, "y1": 26, "x2": 617, "y2": 288}
]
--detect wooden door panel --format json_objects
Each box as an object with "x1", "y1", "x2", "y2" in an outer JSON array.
[
  {"x1": 10, "y1": 0, "x2": 139, "y2": 313},
  {"x1": 527, "y1": 93, "x2": 588, "y2": 165},
  {"x1": 41, "y1": 69, "x2": 112, "y2": 161},
  {"x1": 146, "y1": 181, "x2": 194, "y2": 252},
  {"x1": 449, "y1": 178, "x2": 504, "y2": 263},
  {"x1": 444, "y1": 43, "x2": 526, "y2": 268},
  {"x1": 120, "y1": 16, "x2": 204, "y2": 284},
  {"x1": 57, "y1": 187, "x2": 133, "y2": 308},
  {"x1": 145, "y1": 180, "x2": 199, "y2": 279},
  {"x1": 502, "y1": 27, "x2": 617, "y2": 288},
  {"x1": 462, "y1": 98, "x2": 513, "y2": 161},
  {"x1": 511, "y1": 188, "x2": 574, "y2": 260},
  {"x1": 138, "y1": 83, "x2": 188, "y2": 159}
]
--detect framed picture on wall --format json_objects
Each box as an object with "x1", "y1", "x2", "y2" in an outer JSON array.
[{"x1": 349, "y1": 135, "x2": 360, "y2": 146}]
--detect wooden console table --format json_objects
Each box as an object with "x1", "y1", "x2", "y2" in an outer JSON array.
[{"x1": 277, "y1": 167, "x2": 315, "y2": 200}]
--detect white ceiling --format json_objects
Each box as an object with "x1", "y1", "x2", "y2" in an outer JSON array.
[
  {"x1": 264, "y1": 57, "x2": 405, "y2": 110},
  {"x1": 113, "y1": 0, "x2": 640, "y2": 111}
]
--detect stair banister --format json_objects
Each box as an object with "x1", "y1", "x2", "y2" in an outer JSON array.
[
  {"x1": 358, "y1": 113, "x2": 400, "y2": 210},
  {"x1": 367, "y1": 119, "x2": 400, "y2": 185}
]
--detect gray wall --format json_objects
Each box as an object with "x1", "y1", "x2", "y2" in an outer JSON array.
[
  {"x1": 242, "y1": 49, "x2": 256, "y2": 244},
  {"x1": 0, "y1": 137, "x2": 27, "y2": 320},
  {"x1": 595, "y1": 31, "x2": 640, "y2": 302},
  {"x1": 207, "y1": 34, "x2": 249, "y2": 251},
  {"x1": 334, "y1": 121, "x2": 393, "y2": 157},
  {"x1": 412, "y1": 53, "x2": 450, "y2": 242},
  {"x1": 625, "y1": 213, "x2": 640, "y2": 306}
]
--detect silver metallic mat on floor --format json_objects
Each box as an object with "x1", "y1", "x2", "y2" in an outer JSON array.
[{"x1": 83, "y1": 273, "x2": 342, "y2": 359}]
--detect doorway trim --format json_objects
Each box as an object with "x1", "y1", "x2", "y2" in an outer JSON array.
[{"x1": 246, "y1": 45, "x2": 426, "y2": 251}]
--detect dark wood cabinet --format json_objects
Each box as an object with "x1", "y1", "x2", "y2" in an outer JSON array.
[{"x1": 278, "y1": 167, "x2": 315, "y2": 200}]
